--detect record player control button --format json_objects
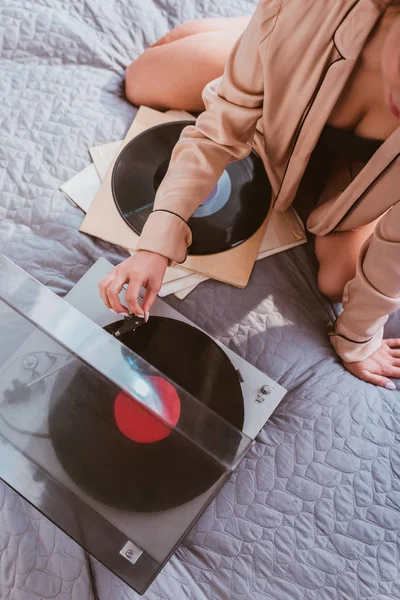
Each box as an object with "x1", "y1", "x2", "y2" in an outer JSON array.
[
  {"x1": 260, "y1": 384, "x2": 272, "y2": 395},
  {"x1": 22, "y1": 355, "x2": 38, "y2": 370},
  {"x1": 120, "y1": 541, "x2": 143, "y2": 565}
]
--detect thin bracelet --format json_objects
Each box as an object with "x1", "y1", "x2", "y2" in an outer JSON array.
[
  {"x1": 329, "y1": 332, "x2": 373, "y2": 344},
  {"x1": 328, "y1": 318, "x2": 373, "y2": 345},
  {"x1": 152, "y1": 209, "x2": 188, "y2": 225}
]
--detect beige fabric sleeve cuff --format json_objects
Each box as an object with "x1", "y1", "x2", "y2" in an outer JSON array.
[
  {"x1": 136, "y1": 211, "x2": 192, "y2": 264},
  {"x1": 328, "y1": 210, "x2": 400, "y2": 363},
  {"x1": 329, "y1": 324, "x2": 384, "y2": 363}
]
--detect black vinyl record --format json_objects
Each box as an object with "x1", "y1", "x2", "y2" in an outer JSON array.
[
  {"x1": 48, "y1": 317, "x2": 244, "y2": 512},
  {"x1": 111, "y1": 121, "x2": 271, "y2": 255}
]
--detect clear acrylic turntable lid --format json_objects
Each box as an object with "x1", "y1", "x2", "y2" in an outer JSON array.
[{"x1": 0, "y1": 254, "x2": 253, "y2": 594}]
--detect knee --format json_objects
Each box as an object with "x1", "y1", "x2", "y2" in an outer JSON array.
[
  {"x1": 317, "y1": 269, "x2": 347, "y2": 303},
  {"x1": 124, "y1": 54, "x2": 161, "y2": 108},
  {"x1": 124, "y1": 59, "x2": 144, "y2": 106}
]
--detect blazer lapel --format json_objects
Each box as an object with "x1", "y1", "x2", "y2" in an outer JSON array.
[
  {"x1": 308, "y1": 128, "x2": 400, "y2": 234},
  {"x1": 274, "y1": 0, "x2": 389, "y2": 211}
]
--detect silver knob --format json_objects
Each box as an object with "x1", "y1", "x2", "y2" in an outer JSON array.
[
  {"x1": 22, "y1": 355, "x2": 38, "y2": 370},
  {"x1": 260, "y1": 384, "x2": 272, "y2": 395}
]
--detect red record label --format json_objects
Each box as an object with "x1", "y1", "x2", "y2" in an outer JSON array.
[{"x1": 114, "y1": 376, "x2": 181, "y2": 443}]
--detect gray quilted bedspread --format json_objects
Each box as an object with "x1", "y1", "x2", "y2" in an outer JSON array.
[{"x1": 1, "y1": 1, "x2": 400, "y2": 598}]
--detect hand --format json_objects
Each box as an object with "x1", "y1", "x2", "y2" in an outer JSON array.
[
  {"x1": 342, "y1": 338, "x2": 400, "y2": 390},
  {"x1": 98, "y1": 251, "x2": 168, "y2": 317}
]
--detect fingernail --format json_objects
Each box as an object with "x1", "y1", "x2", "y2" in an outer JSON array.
[
  {"x1": 145, "y1": 311, "x2": 150, "y2": 323},
  {"x1": 122, "y1": 312, "x2": 130, "y2": 317},
  {"x1": 110, "y1": 309, "x2": 118, "y2": 315},
  {"x1": 385, "y1": 382, "x2": 396, "y2": 390}
]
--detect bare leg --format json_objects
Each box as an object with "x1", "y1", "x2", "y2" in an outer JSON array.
[
  {"x1": 150, "y1": 16, "x2": 251, "y2": 47},
  {"x1": 315, "y1": 220, "x2": 378, "y2": 302},
  {"x1": 125, "y1": 16, "x2": 250, "y2": 112}
]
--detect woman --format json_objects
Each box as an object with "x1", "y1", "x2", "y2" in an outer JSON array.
[{"x1": 99, "y1": 0, "x2": 400, "y2": 389}]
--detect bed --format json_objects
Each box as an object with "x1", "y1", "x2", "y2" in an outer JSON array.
[{"x1": 1, "y1": 0, "x2": 400, "y2": 598}]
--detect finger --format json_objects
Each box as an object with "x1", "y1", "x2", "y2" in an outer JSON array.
[
  {"x1": 98, "y1": 274, "x2": 114, "y2": 309},
  {"x1": 385, "y1": 339, "x2": 400, "y2": 348},
  {"x1": 142, "y1": 284, "x2": 159, "y2": 316},
  {"x1": 361, "y1": 369, "x2": 396, "y2": 390},
  {"x1": 390, "y1": 358, "x2": 400, "y2": 367},
  {"x1": 105, "y1": 277, "x2": 130, "y2": 314},
  {"x1": 389, "y1": 349, "x2": 400, "y2": 359},
  {"x1": 382, "y1": 365, "x2": 400, "y2": 379},
  {"x1": 125, "y1": 279, "x2": 145, "y2": 316}
]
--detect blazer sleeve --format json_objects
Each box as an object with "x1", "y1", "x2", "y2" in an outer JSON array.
[
  {"x1": 330, "y1": 201, "x2": 400, "y2": 362},
  {"x1": 136, "y1": 0, "x2": 281, "y2": 263}
]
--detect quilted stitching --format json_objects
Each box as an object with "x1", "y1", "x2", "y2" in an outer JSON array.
[{"x1": 1, "y1": 1, "x2": 400, "y2": 599}]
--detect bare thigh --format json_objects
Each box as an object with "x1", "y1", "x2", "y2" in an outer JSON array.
[
  {"x1": 125, "y1": 17, "x2": 250, "y2": 112},
  {"x1": 315, "y1": 221, "x2": 378, "y2": 302}
]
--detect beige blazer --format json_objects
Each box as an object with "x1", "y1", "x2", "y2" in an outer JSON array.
[{"x1": 137, "y1": 0, "x2": 400, "y2": 362}]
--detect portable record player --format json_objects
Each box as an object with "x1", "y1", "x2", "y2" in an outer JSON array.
[{"x1": 0, "y1": 254, "x2": 286, "y2": 595}]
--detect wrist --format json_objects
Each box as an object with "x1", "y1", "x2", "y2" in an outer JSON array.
[{"x1": 136, "y1": 249, "x2": 168, "y2": 263}]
